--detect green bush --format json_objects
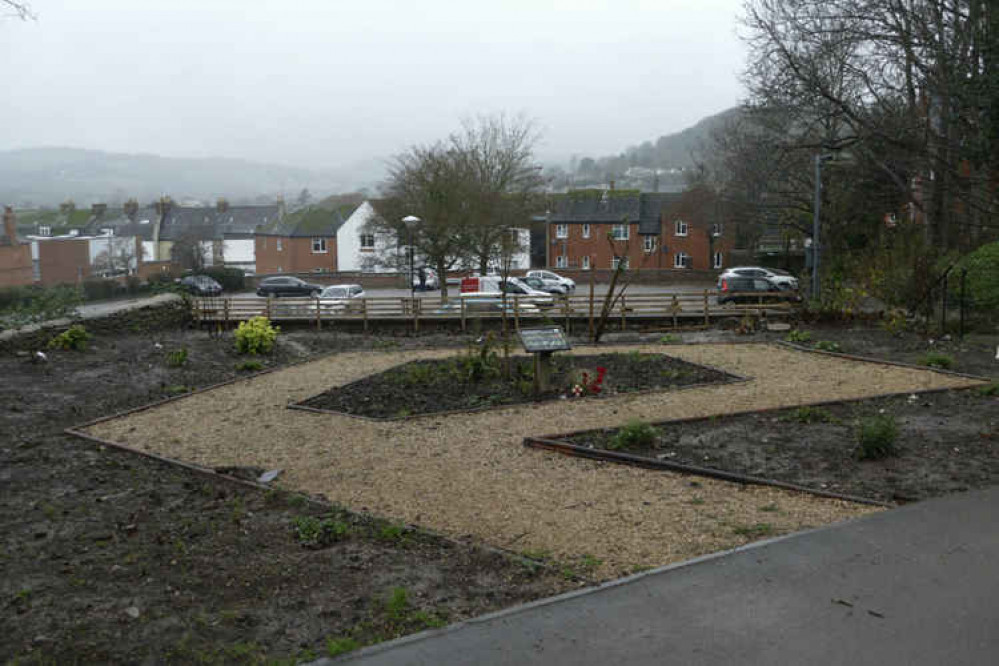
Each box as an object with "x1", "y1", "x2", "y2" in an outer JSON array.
[
  {"x1": 200, "y1": 266, "x2": 245, "y2": 292},
  {"x1": 0, "y1": 284, "x2": 81, "y2": 327},
  {"x1": 919, "y1": 352, "x2": 954, "y2": 370},
  {"x1": 48, "y1": 324, "x2": 90, "y2": 351},
  {"x1": 81, "y1": 278, "x2": 120, "y2": 301},
  {"x1": 855, "y1": 413, "x2": 899, "y2": 460},
  {"x1": 784, "y1": 329, "x2": 812, "y2": 343},
  {"x1": 978, "y1": 382, "x2": 999, "y2": 397},
  {"x1": 608, "y1": 420, "x2": 658, "y2": 450},
  {"x1": 957, "y1": 241, "x2": 999, "y2": 311},
  {"x1": 234, "y1": 316, "x2": 278, "y2": 355}
]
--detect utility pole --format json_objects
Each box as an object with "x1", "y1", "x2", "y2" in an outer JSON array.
[{"x1": 812, "y1": 154, "x2": 833, "y2": 300}]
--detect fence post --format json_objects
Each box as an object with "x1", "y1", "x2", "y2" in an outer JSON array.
[
  {"x1": 941, "y1": 272, "x2": 948, "y2": 334},
  {"x1": 362, "y1": 298, "x2": 368, "y2": 333},
  {"x1": 315, "y1": 295, "x2": 321, "y2": 330},
  {"x1": 413, "y1": 297, "x2": 419, "y2": 334},
  {"x1": 959, "y1": 269, "x2": 967, "y2": 339},
  {"x1": 223, "y1": 298, "x2": 230, "y2": 330},
  {"x1": 266, "y1": 296, "x2": 272, "y2": 320},
  {"x1": 703, "y1": 290, "x2": 709, "y2": 326},
  {"x1": 563, "y1": 295, "x2": 570, "y2": 334},
  {"x1": 514, "y1": 294, "x2": 520, "y2": 332},
  {"x1": 620, "y1": 294, "x2": 626, "y2": 331},
  {"x1": 460, "y1": 296, "x2": 466, "y2": 332},
  {"x1": 588, "y1": 283, "x2": 594, "y2": 341}
]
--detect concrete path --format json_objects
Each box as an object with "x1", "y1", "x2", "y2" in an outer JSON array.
[{"x1": 326, "y1": 486, "x2": 999, "y2": 665}]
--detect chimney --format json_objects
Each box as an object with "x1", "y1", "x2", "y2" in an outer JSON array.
[
  {"x1": 155, "y1": 196, "x2": 172, "y2": 217},
  {"x1": 276, "y1": 195, "x2": 286, "y2": 220},
  {"x1": 2, "y1": 206, "x2": 16, "y2": 245},
  {"x1": 217, "y1": 198, "x2": 229, "y2": 213},
  {"x1": 609, "y1": 180, "x2": 615, "y2": 191},
  {"x1": 91, "y1": 203, "x2": 107, "y2": 219}
]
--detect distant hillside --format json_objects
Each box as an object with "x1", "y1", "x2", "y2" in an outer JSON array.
[
  {"x1": 564, "y1": 107, "x2": 743, "y2": 191},
  {"x1": 0, "y1": 147, "x2": 383, "y2": 207}
]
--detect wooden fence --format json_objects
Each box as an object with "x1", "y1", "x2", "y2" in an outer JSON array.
[{"x1": 192, "y1": 290, "x2": 797, "y2": 334}]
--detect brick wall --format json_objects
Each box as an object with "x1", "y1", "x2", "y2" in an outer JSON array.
[
  {"x1": 255, "y1": 236, "x2": 337, "y2": 275},
  {"x1": 136, "y1": 260, "x2": 176, "y2": 281},
  {"x1": 38, "y1": 238, "x2": 91, "y2": 286},
  {"x1": 0, "y1": 244, "x2": 33, "y2": 287}
]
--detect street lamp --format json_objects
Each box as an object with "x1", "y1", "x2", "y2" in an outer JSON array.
[
  {"x1": 812, "y1": 154, "x2": 834, "y2": 300},
  {"x1": 401, "y1": 215, "x2": 421, "y2": 302}
]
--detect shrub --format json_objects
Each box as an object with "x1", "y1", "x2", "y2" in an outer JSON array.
[
  {"x1": 234, "y1": 316, "x2": 278, "y2": 355},
  {"x1": 48, "y1": 324, "x2": 90, "y2": 351},
  {"x1": 855, "y1": 413, "x2": 899, "y2": 460},
  {"x1": 919, "y1": 352, "x2": 954, "y2": 370},
  {"x1": 200, "y1": 266, "x2": 245, "y2": 292},
  {"x1": 0, "y1": 284, "x2": 81, "y2": 327},
  {"x1": 166, "y1": 348, "x2": 188, "y2": 367},
  {"x1": 784, "y1": 329, "x2": 812, "y2": 343},
  {"x1": 978, "y1": 382, "x2": 999, "y2": 397},
  {"x1": 608, "y1": 420, "x2": 658, "y2": 450},
  {"x1": 81, "y1": 278, "x2": 119, "y2": 301},
  {"x1": 957, "y1": 241, "x2": 999, "y2": 312}
]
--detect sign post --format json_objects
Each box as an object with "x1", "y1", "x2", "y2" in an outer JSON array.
[{"x1": 518, "y1": 327, "x2": 571, "y2": 396}]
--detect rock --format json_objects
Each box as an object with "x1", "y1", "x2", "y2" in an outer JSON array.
[
  {"x1": 125, "y1": 606, "x2": 140, "y2": 619},
  {"x1": 767, "y1": 322, "x2": 791, "y2": 332},
  {"x1": 257, "y1": 469, "x2": 282, "y2": 484}
]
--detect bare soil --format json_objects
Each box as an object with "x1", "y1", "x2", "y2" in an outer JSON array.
[
  {"x1": 1, "y1": 318, "x2": 567, "y2": 665},
  {"x1": 298, "y1": 352, "x2": 733, "y2": 418}
]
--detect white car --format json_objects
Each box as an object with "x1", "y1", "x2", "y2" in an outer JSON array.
[
  {"x1": 434, "y1": 292, "x2": 540, "y2": 316},
  {"x1": 498, "y1": 277, "x2": 555, "y2": 308},
  {"x1": 718, "y1": 267, "x2": 799, "y2": 291},
  {"x1": 526, "y1": 269, "x2": 575, "y2": 293},
  {"x1": 319, "y1": 283, "x2": 365, "y2": 312}
]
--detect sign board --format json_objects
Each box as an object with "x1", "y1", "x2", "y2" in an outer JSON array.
[
  {"x1": 518, "y1": 327, "x2": 571, "y2": 353},
  {"x1": 460, "y1": 276, "x2": 480, "y2": 293}
]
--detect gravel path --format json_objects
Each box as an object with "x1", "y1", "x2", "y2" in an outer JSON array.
[{"x1": 84, "y1": 343, "x2": 980, "y2": 578}]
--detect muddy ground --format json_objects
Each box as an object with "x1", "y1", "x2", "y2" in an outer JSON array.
[
  {"x1": 1, "y1": 316, "x2": 568, "y2": 665},
  {"x1": 299, "y1": 352, "x2": 732, "y2": 418}
]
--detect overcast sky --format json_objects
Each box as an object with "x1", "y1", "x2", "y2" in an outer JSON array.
[{"x1": 1, "y1": 0, "x2": 747, "y2": 170}]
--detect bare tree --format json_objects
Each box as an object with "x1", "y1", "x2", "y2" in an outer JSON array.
[{"x1": 2, "y1": 1, "x2": 35, "y2": 20}]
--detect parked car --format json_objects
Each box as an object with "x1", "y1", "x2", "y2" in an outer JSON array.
[
  {"x1": 256, "y1": 276, "x2": 323, "y2": 298},
  {"x1": 412, "y1": 267, "x2": 440, "y2": 291},
  {"x1": 497, "y1": 277, "x2": 555, "y2": 307},
  {"x1": 319, "y1": 284, "x2": 365, "y2": 312},
  {"x1": 719, "y1": 266, "x2": 799, "y2": 291},
  {"x1": 717, "y1": 276, "x2": 803, "y2": 305},
  {"x1": 179, "y1": 275, "x2": 223, "y2": 296},
  {"x1": 526, "y1": 269, "x2": 575, "y2": 293},
  {"x1": 521, "y1": 275, "x2": 568, "y2": 295},
  {"x1": 433, "y1": 292, "x2": 540, "y2": 316}
]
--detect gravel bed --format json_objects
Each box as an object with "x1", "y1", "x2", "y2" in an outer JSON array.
[{"x1": 84, "y1": 343, "x2": 979, "y2": 578}]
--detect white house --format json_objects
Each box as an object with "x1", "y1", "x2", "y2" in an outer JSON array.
[{"x1": 336, "y1": 201, "x2": 394, "y2": 273}]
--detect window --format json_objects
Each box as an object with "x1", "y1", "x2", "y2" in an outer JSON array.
[
  {"x1": 710, "y1": 223, "x2": 723, "y2": 237},
  {"x1": 674, "y1": 252, "x2": 690, "y2": 269},
  {"x1": 674, "y1": 219, "x2": 688, "y2": 237},
  {"x1": 612, "y1": 224, "x2": 629, "y2": 241},
  {"x1": 311, "y1": 237, "x2": 327, "y2": 253},
  {"x1": 556, "y1": 255, "x2": 567, "y2": 268},
  {"x1": 582, "y1": 255, "x2": 591, "y2": 270},
  {"x1": 276, "y1": 266, "x2": 283, "y2": 273},
  {"x1": 555, "y1": 224, "x2": 568, "y2": 239},
  {"x1": 582, "y1": 224, "x2": 591, "y2": 239},
  {"x1": 360, "y1": 233, "x2": 375, "y2": 249},
  {"x1": 643, "y1": 236, "x2": 656, "y2": 252},
  {"x1": 38, "y1": 225, "x2": 51, "y2": 236},
  {"x1": 713, "y1": 252, "x2": 723, "y2": 269},
  {"x1": 612, "y1": 256, "x2": 629, "y2": 270},
  {"x1": 276, "y1": 238, "x2": 283, "y2": 252}
]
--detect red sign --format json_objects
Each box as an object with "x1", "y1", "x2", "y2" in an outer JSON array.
[{"x1": 460, "y1": 277, "x2": 479, "y2": 293}]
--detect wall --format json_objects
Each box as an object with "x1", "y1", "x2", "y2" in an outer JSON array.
[
  {"x1": 222, "y1": 238, "x2": 255, "y2": 273},
  {"x1": 0, "y1": 243, "x2": 33, "y2": 287},
  {"x1": 38, "y1": 237, "x2": 92, "y2": 285},
  {"x1": 136, "y1": 260, "x2": 176, "y2": 281},
  {"x1": 255, "y1": 235, "x2": 337, "y2": 274}
]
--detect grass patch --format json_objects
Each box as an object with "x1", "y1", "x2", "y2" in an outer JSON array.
[
  {"x1": 919, "y1": 352, "x2": 955, "y2": 370},
  {"x1": 326, "y1": 637, "x2": 361, "y2": 658}
]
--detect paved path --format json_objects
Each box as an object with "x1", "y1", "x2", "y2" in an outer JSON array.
[{"x1": 325, "y1": 485, "x2": 999, "y2": 665}]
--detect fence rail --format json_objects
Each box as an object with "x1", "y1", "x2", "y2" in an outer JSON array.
[{"x1": 193, "y1": 291, "x2": 796, "y2": 333}]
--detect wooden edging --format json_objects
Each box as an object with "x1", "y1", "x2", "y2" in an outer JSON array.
[{"x1": 776, "y1": 341, "x2": 994, "y2": 382}]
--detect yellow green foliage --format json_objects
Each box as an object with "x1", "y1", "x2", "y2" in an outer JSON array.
[{"x1": 234, "y1": 316, "x2": 279, "y2": 355}]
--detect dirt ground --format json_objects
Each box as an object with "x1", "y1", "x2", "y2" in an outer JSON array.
[{"x1": 0, "y1": 322, "x2": 567, "y2": 665}]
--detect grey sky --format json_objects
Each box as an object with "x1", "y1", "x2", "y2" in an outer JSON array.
[{"x1": 1, "y1": 0, "x2": 747, "y2": 170}]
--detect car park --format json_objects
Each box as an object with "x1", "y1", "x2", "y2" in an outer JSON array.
[
  {"x1": 526, "y1": 269, "x2": 575, "y2": 293},
  {"x1": 717, "y1": 275, "x2": 803, "y2": 305},
  {"x1": 256, "y1": 276, "x2": 323, "y2": 298},
  {"x1": 718, "y1": 266, "x2": 799, "y2": 291},
  {"x1": 179, "y1": 275, "x2": 223, "y2": 296}
]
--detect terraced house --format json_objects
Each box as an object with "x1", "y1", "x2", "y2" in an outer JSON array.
[{"x1": 545, "y1": 189, "x2": 733, "y2": 274}]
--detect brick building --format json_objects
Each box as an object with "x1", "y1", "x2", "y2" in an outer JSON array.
[
  {"x1": 37, "y1": 237, "x2": 92, "y2": 286},
  {"x1": 254, "y1": 205, "x2": 351, "y2": 275},
  {"x1": 0, "y1": 207, "x2": 33, "y2": 287},
  {"x1": 545, "y1": 189, "x2": 733, "y2": 274}
]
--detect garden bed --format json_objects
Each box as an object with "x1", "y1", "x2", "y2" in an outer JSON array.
[
  {"x1": 296, "y1": 350, "x2": 735, "y2": 418},
  {"x1": 562, "y1": 386, "x2": 998, "y2": 503}
]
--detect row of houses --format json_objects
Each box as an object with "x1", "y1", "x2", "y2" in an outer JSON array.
[{"x1": 1, "y1": 188, "x2": 736, "y2": 289}]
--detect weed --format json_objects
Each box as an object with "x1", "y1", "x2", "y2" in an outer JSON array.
[
  {"x1": 659, "y1": 334, "x2": 679, "y2": 344},
  {"x1": 732, "y1": 522, "x2": 777, "y2": 538},
  {"x1": 286, "y1": 494, "x2": 307, "y2": 508},
  {"x1": 516, "y1": 379, "x2": 534, "y2": 396},
  {"x1": 882, "y1": 308, "x2": 909, "y2": 336},
  {"x1": 560, "y1": 566, "x2": 578, "y2": 581},
  {"x1": 40, "y1": 503, "x2": 58, "y2": 520},
  {"x1": 856, "y1": 413, "x2": 899, "y2": 460},
  {"x1": 378, "y1": 523, "x2": 405, "y2": 542},
  {"x1": 786, "y1": 406, "x2": 835, "y2": 424},
  {"x1": 164, "y1": 385, "x2": 190, "y2": 396},
  {"x1": 758, "y1": 503, "x2": 780, "y2": 513},
  {"x1": 784, "y1": 329, "x2": 812, "y2": 343},
  {"x1": 234, "y1": 316, "x2": 279, "y2": 355},
  {"x1": 372, "y1": 339, "x2": 401, "y2": 350},
  {"x1": 166, "y1": 347, "x2": 188, "y2": 367},
  {"x1": 608, "y1": 420, "x2": 658, "y2": 450},
  {"x1": 394, "y1": 408, "x2": 412, "y2": 419},
  {"x1": 236, "y1": 360, "x2": 264, "y2": 372},
  {"x1": 47, "y1": 324, "x2": 90, "y2": 351},
  {"x1": 579, "y1": 554, "x2": 603, "y2": 570},
  {"x1": 919, "y1": 351, "x2": 955, "y2": 370},
  {"x1": 978, "y1": 382, "x2": 999, "y2": 397},
  {"x1": 293, "y1": 515, "x2": 351, "y2": 548},
  {"x1": 522, "y1": 548, "x2": 551, "y2": 561},
  {"x1": 385, "y1": 587, "x2": 410, "y2": 622},
  {"x1": 326, "y1": 637, "x2": 361, "y2": 657},
  {"x1": 688, "y1": 497, "x2": 706, "y2": 506},
  {"x1": 814, "y1": 340, "x2": 842, "y2": 353}
]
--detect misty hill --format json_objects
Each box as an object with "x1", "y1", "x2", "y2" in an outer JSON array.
[
  {"x1": 0, "y1": 147, "x2": 383, "y2": 207},
  {"x1": 566, "y1": 106, "x2": 743, "y2": 191}
]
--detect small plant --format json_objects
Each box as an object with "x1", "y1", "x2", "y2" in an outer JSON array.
[
  {"x1": 166, "y1": 347, "x2": 188, "y2": 367},
  {"x1": 378, "y1": 523, "x2": 405, "y2": 542},
  {"x1": 881, "y1": 308, "x2": 909, "y2": 336},
  {"x1": 659, "y1": 334, "x2": 679, "y2": 344},
  {"x1": 732, "y1": 522, "x2": 777, "y2": 538},
  {"x1": 786, "y1": 406, "x2": 834, "y2": 424},
  {"x1": 293, "y1": 515, "x2": 351, "y2": 548},
  {"x1": 570, "y1": 366, "x2": 607, "y2": 398},
  {"x1": 814, "y1": 340, "x2": 841, "y2": 353},
  {"x1": 48, "y1": 324, "x2": 90, "y2": 351},
  {"x1": 784, "y1": 329, "x2": 811, "y2": 343},
  {"x1": 855, "y1": 413, "x2": 899, "y2": 460},
  {"x1": 164, "y1": 385, "x2": 190, "y2": 395},
  {"x1": 326, "y1": 637, "x2": 361, "y2": 657},
  {"x1": 978, "y1": 382, "x2": 999, "y2": 397},
  {"x1": 385, "y1": 587, "x2": 410, "y2": 622},
  {"x1": 234, "y1": 316, "x2": 279, "y2": 355},
  {"x1": 236, "y1": 360, "x2": 264, "y2": 372},
  {"x1": 608, "y1": 420, "x2": 658, "y2": 450},
  {"x1": 579, "y1": 554, "x2": 603, "y2": 570},
  {"x1": 919, "y1": 352, "x2": 954, "y2": 370}
]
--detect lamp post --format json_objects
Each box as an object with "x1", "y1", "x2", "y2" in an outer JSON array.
[
  {"x1": 401, "y1": 215, "x2": 420, "y2": 302},
  {"x1": 811, "y1": 154, "x2": 834, "y2": 301}
]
